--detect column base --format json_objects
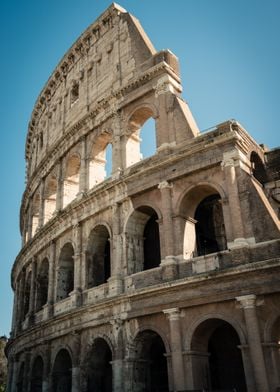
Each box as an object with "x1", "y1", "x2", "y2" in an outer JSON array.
[
  {"x1": 161, "y1": 256, "x2": 178, "y2": 281},
  {"x1": 108, "y1": 276, "x2": 123, "y2": 297},
  {"x1": 70, "y1": 289, "x2": 82, "y2": 307}
]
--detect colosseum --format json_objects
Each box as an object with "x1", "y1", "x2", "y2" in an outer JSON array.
[{"x1": 5, "y1": 3, "x2": 280, "y2": 392}]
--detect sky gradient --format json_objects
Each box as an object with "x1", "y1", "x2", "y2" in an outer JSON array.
[{"x1": 1, "y1": 0, "x2": 279, "y2": 336}]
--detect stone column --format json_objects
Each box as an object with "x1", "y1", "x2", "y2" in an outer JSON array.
[
  {"x1": 72, "y1": 332, "x2": 81, "y2": 392},
  {"x1": 23, "y1": 351, "x2": 31, "y2": 392},
  {"x1": 158, "y1": 181, "x2": 174, "y2": 257},
  {"x1": 263, "y1": 342, "x2": 280, "y2": 391},
  {"x1": 47, "y1": 241, "x2": 56, "y2": 317},
  {"x1": 27, "y1": 203, "x2": 33, "y2": 241},
  {"x1": 236, "y1": 295, "x2": 269, "y2": 392},
  {"x1": 42, "y1": 345, "x2": 51, "y2": 392},
  {"x1": 39, "y1": 177, "x2": 45, "y2": 227},
  {"x1": 16, "y1": 274, "x2": 25, "y2": 333},
  {"x1": 72, "y1": 223, "x2": 82, "y2": 306},
  {"x1": 112, "y1": 111, "x2": 124, "y2": 175},
  {"x1": 110, "y1": 318, "x2": 124, "y2": 392},
  {"x1": 108, "y1": 203, "x2": 123, "y2": 296},
  {"x1": 11, "y1": 283, "x2": 18, "y2": 336},
  {"x1": 222, "y1": 156, "x2": 248, "y2": 248},
  {"x1": 10, "y1": 357, "x2": 19, "y2": 392},
  {"x1": 238, "y1": 344, "x2": 258, "y2": 392},
  {"x1": 28, "y1": 258, "x2": 37, "y2": 323},
  {"x1": 56, "y1": 159, "x2": 63, "y2": 212},
  {"x1": 163, "y1": 308, "x2": 185, "y2": 392},
  {"x1": 159, "y1": 181, "x2": 178, "y2": 280},
  {"x1": 79, "y1": 136, "x2": 88, "y2": 195},
  {"x1": 6, "y1": 356, "x2": 15, "y2": 392}
]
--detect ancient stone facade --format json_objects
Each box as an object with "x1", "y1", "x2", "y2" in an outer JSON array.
[{"x1": 6, "y1": 3, "x2": 280, "y2": 392}]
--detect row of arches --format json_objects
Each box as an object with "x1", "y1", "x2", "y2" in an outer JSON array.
[
  {"x1": 27, "y1": 109, "x2": 157, "y2": 240},
  {"x1": 18, "y1": 184, "x2": 230, "y2": 327},
  {"x1": 15, "y1": 314, "x2": 272, "y2": 392}
]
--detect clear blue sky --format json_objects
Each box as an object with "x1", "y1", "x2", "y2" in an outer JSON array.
[{"x1": 0, "y1": 0, "x2": 279, "y2": 336}]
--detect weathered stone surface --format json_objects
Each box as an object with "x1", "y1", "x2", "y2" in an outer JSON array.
[{"x1": 6, "y1": 3, "x2": 280, "y2": 392}]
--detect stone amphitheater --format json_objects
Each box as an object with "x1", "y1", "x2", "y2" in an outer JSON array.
[{"x1": 5, "y1": 3, "x2": 280, "y2": 392}]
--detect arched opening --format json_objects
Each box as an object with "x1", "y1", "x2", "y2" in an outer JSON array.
[
  {"x1": 35, "y1": 258, "x2": 49, "y2": 312},
  {"x1": 133, "y1": 330, "x2": 169, "y2": 392},
  {"x1": 250, "y1": 151, "x2": 267, "y2": 185},
  {"x1": 56, "y1": 243, "x2": 74, "y2": 301},
  {"x1": 190, "y1": 318, "x2": 246, "y2": 391},
  {"x1": 83, "y1": 338, "x2": 112, "y2": 392},
  {"x1": 30, "y1": 356, "x2": 44, "y2": 392},
  {"x1": 126, "y1": 207, "x2": 161, "y2": 274},
  {"x1": 126, "y1": 107, "x2": 156, "y2": 168},
  {"x1": 194, "y1": 194, "x2": 227, "y2": 256},
  {"x1": 89, "y1": 133, "x2": 112, "y2": 188},
  {"x1": 44, "y1": 173, "x2": 57, "y2": 223},
  {"x1": 63, "y1": 154, "x2": 80, "y2": 208},
  {"x1": 32, "y1": 191, "x2": 40, "y2": 237},
  {"x1": 52, "y1": 349, "x2": 72, "y2": 392},
  {"x1": 86, "y1": 225, "x2": 111, "y2": 288},
  {"x1": 180, "y1": 186, "x2": 227, "y2": 259},
  {"x1": 23, "y1": 271, "x2": 31, "y2": 319},
  {"x1": 16, "y1": 362, "x2": 24, "y2": 392}
]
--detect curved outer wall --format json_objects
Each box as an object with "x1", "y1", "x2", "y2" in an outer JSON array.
[{"x1": 6, "y1": 4, "x2": 280, "y2": 392}]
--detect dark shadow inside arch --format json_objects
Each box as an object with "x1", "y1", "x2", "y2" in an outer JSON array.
[
  {"x1": 35, "y1": 258, "x2": 49, "y2": 312},
  {"x1": 143, "y1": 212, "x2": 161, "y2": 270},
  {"x1": 133, "y1": 330, "x2": 169, "y2": 392},
  {"x1": 31, "y1": 356, "x2": 44, "y2": 392},
  {"x1": 86, "y1": 225, "x2": 111, "y2": 288},
  {"x1": 84, "y1": 338, "x2": 112, "y2": 392},
  {"x1": 56, "y1": 243, "x2": 74, "y2": 301},
  {"x1": 52, "y1": 349, "x2": 72, "y2": 392},
  {"x1": 191, "y1": 318, "x2": 247, "y2": 392},
  {"x1": 194, "y1": 194, "x2": 227, "y2": 256}
]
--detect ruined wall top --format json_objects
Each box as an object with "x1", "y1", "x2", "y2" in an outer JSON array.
[{"x1": 25, "y1": 3, "x2": 181, "y2": 179}]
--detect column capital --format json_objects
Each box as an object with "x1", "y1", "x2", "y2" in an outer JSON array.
[
  {"x1": 158, "y1": 180, "x2": 173, "y2": 190},
  {"x1": 163, "y1": 307, "x2": 181, "y2": 320},
  {"x1": 236, "y1": 294, "x2": 257, "y2": 309}
]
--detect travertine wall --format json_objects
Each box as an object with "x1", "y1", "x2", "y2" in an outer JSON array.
[{"x1": 6, "y1": 4, "x2": 280, "y2": 392}]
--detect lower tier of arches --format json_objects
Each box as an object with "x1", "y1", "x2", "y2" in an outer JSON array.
[{"x1": 6, "y1": 293, "x2": 280, "y2": 392}]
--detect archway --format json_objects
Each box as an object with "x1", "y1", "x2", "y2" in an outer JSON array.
[
  {"x1": 133, "y1": 330, "x2": 169, "y2": 392},
  {"x1": 194, "y1": 194, "x2": 227, "y2": 256},
  {"x1": 190, "y1": 318, "x2": 246, "y2": 391},
  {"x1": 89, "y1": 133, "x2": 112, "y2": 188},
  {"x1": 56, "y1": 243, "x2": 74, "y2": 301},
  {"x1": 179, "y1": 185, "x2": 227, "y2": 258},
  {"x1": 35, "y1": 258, "x2": 49, "y2": 311},
  {"x1": 63, "y1": 154, "x2": 80, "y2": 207},
  {"x1": 83, "y1": 338, "x2": 112, "y2": 392},
  {"x1": 126, "y1": 107, "x2": 156, "y2": 167},
  {"x1": 52, "y1": 349, "x2": 72, "y2": 392},
  {"x1": 86, "y1": 225, "x2": 111, "y2": 288},
  {"x1": 32, "y1": 190, "x2": 40, "y2": 236},
  {"x1": 30, "y1": 356, "x2": 44, "y2": 392},
  {"x1": 44, "y1": 173, "x2": 57, "y2": 223},
  {"x1": 126, "y1": 206, "x2": 161, "y2": 274}
]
